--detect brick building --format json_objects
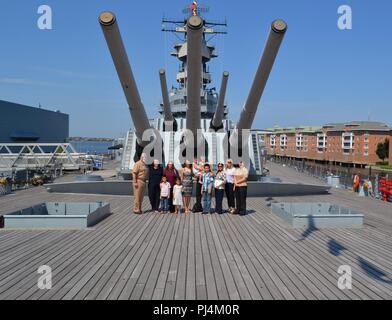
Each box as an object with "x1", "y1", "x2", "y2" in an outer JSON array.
[
  {"x1": 264, "y1": 121, "x2": 391, "y2": 167},
  {"x1": 390, "y1": 134, "x2": 392, "y2": 166}
]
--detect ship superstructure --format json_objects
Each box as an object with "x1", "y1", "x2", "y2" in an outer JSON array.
[
  {"x1": 157, "y1": 13, "x2": 229, "y2": 127},
  {"x1": 99, "y1": 4, "x2": 287, "y2": 180}
]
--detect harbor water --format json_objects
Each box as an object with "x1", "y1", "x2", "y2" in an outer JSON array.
[{"x1": 68, "y1": 140, "x2": 115, "y2": 155}]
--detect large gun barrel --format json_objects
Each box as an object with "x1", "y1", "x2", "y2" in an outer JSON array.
[
  {"x1": 159, "y1": 69, "x2": 175, "y2": 128},
  {"x1": 236, "y1": 19, "x2": 287, "y2": 130},
  {"x1": 211, "y1": 71, "x2": 229, "y2": 130},
  {"x1": 186, "y1": 15, "x2": 204, "y2": 142},
  {"x1": 99, "y1": 11, "x2": 151, "y2": 146}
]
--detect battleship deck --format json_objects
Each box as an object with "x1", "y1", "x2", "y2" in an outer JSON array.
[{"x1": 0, "y1": 163, "x2": 391, "y2": 300}]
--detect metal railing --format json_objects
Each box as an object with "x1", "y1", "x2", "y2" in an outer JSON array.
[
  {"x1": 268, "y1": 156, "x2": 390, "y2": 201},
  {"x1": 0, "y1": 143, "x2": 83, "y2": 170}
]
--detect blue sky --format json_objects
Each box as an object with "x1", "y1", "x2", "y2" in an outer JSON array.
[{"x1": 0, "y1": 0, "x2": 391, "y2": 138}]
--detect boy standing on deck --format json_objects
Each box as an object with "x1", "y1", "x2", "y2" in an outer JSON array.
[{"x1": 201, "y1": 163, "x2": 214, "y2": 214}]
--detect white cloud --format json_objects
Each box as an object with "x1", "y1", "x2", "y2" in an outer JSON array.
[
  {"x1": 0, "y1": 77, "x2": 67, "y2": 88},
  {"x1": 30, "y1": 66, "x2": 112, "y2": 80}
]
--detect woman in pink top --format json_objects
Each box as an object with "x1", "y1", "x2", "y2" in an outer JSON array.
[{"x1": 163, "y1": 161, "x2": 179, "y2": 213}]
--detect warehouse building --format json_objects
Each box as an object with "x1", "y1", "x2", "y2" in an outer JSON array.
[{"x1": 0, "y1": 100, "x2": 69, "y2": 143}]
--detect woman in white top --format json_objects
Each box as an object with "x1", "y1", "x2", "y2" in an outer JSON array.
[{"x1": 224, "y1": 159, "x2": 236, "y2": 214}]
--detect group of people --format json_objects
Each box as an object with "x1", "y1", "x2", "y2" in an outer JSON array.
[
  {"x1": 132, "y1": 154, "x2": 249, "y2": 216},
  {"x1": 353, "y1": 173, "x2": 374, "y2": 197}
]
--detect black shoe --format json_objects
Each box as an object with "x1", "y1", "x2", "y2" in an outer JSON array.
[{"x1": 202, "y1": 212, "x2": 208, "y2": 215}]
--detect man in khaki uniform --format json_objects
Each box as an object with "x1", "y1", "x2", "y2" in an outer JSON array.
[{"x1": 132, "y1": 153, "x2": 149, "y2": 214}]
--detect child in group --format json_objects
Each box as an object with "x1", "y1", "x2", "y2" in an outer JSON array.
[
  {"x1": 201, "y1": 163, "x2": 215, "y2": 214},
  {"x1": 160, "y1": 175, "x2": 171, "y2": 214},
  {"x1": 172, "y1": 177, "x2": 183, "y2": 214}
]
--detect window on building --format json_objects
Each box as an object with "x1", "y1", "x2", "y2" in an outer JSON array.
[
  {"x1": 317, "y1": 133, "x2": 327, "y2": 153},
  {"x1": 270, "y1": 135, "x2": 276, "y2": 148},
  {"x1": 280, "y1": 135, "x2": 287, "y2": 149},
  {"x1": 364, "y1": 133, "x2": 369, "y2": 143},
  {"x1": 296, "y1": 134, "x2": 304, "y2": 151},
  {"x1": 342, "y1": 132, "x2": 355, "y2": 154}
]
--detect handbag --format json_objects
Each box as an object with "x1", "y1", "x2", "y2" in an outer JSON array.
[{"x1": 214, "y1": 179, "x2": 223, "y2": 189}]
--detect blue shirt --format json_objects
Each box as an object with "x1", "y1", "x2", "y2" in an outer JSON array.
[{"x1": 201, "y1": 172, "x2": 214, "y2": 193}]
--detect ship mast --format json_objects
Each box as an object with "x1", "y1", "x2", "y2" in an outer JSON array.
[
  {"x1": 162, "y1": 15, "x2": 227, "y2": 91},
  {"x1": 160, "y1": 4, "x2": 228, "y2": 124}
]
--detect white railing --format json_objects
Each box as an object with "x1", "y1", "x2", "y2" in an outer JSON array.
[
  {"x1": 0, "y1": 143, "x2": 84, "y2": 170},
  {"x1": 121, "y1": 131, "x2": 134, "y2": 171}
]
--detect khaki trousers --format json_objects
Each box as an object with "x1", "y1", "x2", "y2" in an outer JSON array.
[{"x1": 133, "y1": 180, "x2": 146, "y2": 212}]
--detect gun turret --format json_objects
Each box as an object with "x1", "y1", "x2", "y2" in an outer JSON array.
[
  {"x1": 99, "y1": 11, "x2": 152, "y2": 147},
  {"x1": 159, "y1": 69, "x2": 176, "y2": 131},
  {"x1": 211, "y1": 71, "x2": 229, "y2": 131},
  {"x1": 236, "y1": 19, "x2": 287, "y2": 130},
  {"x1": 186, "y1": 15, "x2": 204, "y2": 146}
]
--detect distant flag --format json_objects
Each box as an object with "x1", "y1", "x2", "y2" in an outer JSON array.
[{"x1": 191, "y1": 1, "x2": 198, "y2": 16}]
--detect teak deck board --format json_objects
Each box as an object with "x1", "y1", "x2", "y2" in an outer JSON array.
[{"x1": 0, "y1": 163, "x2": 391, "y2": 300}]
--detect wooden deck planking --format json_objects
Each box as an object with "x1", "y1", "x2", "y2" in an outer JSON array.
[
  {"x1": 72, "y1": 213, "x2": 156, "y2": 300},
  {"x1": 256, "y1": 219, "x2": 391, "y2": 297},
  {"x1": 197, "y1": 212, "x2": 220, "y2": 300},
  {"x1": 150, "y1": 215, "x2": 181, "y2": 300},
  {"x1": 212, "y1": 215, "x2": 262, "y2": 299},
  {"x1": 242, "y1": 207, "x2": 357, "y2": 300},
  {"x1": 102, "y1": 214, "x2": 164, "y2": 300},
  {"x1": 126, "y1": 216, "x2": 173, "y2": 300},
  {"x1": 250, "y1": 201, "x2": 383, "y2": 299},
  {"x1": 206, "y1": 216, "x2": 241, "y2": 300},
  {"x1": 219, "y1": 216, "x2": 275, "y2": 300},
  {"x1": 193, "y1": 213, "x2": 207, "y2": 300},
  {"x1": 95, "y1": 214, "x2": 160, "y2": 300},
  {"x1": 0, "y1": 165, "x2": 392, "y2": 300},
  {"x1": 139, "y1": 215, "x2": 177, "y2": 300},
  {"x1": 27, "y1": 199, "x2": 136, "y2": 300},
  {"x1": 174, "y1": 213, "x2": 190, "y2": 300},
  {"x1": 231, "y1": 215, "x2": 307, "y2": 300},
  {"x1": 163, "y1": 214, "x2": 186, "y2": 300},
  {"x1": 13, "y1": 198, "x2": 132, "y2": 296},
  {"x1": 259, "y1": 205, "x2": 392, "y2": 296},
  {"x1": 185, "y1": 213, "x2": 196, "y2": 300}
]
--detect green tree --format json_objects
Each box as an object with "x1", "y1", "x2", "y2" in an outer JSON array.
[{"x1": 376, "y1": 139, "x2": 389, "y2": 162}]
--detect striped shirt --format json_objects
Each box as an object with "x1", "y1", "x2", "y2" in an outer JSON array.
[{"x1": 201, "y1": 172, "x2": 214, "y2": 193}]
